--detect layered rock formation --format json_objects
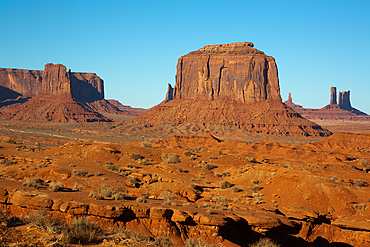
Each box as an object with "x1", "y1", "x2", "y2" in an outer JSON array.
[
  {"x1": 0, "y1": 63, "x2": 104, "y2": 102},
  {"x1": 172, "y1": 42, "x2": 281, "y2": 103},
  {"x1": 284, "y1": 87, "x2": 370, "y2": 127},
  {"x1": 125, "y1": 42, "x2": 331, "y2": 138}
]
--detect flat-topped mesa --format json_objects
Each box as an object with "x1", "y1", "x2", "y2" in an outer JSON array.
[
  {"x1": 172, "y1": 42, "x2": 281, "y2": 103},
  {"x1": 0, "y1": 63, "x2": 104, "y2": 102}
]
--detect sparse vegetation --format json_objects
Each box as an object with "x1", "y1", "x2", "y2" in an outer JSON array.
[
  {"x1": 105, "y1": 163, "x2": 122, "y2": 172},
  {"x1": 136, "y1": 196, "x2": 146, "y2": 203},
  {"x1": 72, "y1": 182, "x2": 83, "y2": 191},
  {"x1": 250, "y1": 185, "x2": 263, "y2": 193},
  {"x1": 73, "y1": 169, "x2": 92, "y2": 177},
  {"x1": 249, "y1": 238, "x2": 280, "y2": 247},
  {"x1": 88, "y1": 191, "x2": 104, "y2": 200},
  {"x1": 162, "y1": 153, "x2": 180, "y2": 164},
  {"x1": 49, "y1": 182, "x2": 65, "y2": 192},
  {"x1": 22, "y1": 177, "x2": 46, "y2": 188},
  {"x1": 354, "y1": 204, "x2": 367, "y2": 211},
  {"x1": 5, "y1": 139, "x2": 17, "y2": 144},
  {"x1": 353, "y1": 179, "x2": 364, "y2": 187},
  {"x1": 220, "y1": 181, "x2": 232, "y2": 189},
  {"x1": 209, "y1": 156, "x2": 217, "y2": 160},
  {"x1": 184, "y1": 237, "x2": 223, "y2": 247},
  {"x1": 131, "y1": 153, "x2": 144, "y2": 160},
  {"x1": 0, "y1": 158, "x2": 17, "y2": 166},
  {"x1": 184, "y1": 151, "x2": 195, "y2": 157},
  {"x1": 203, "y1": 163, "x2": 218, "y2": 170},
  {"x1": 61, "y1": 217, "x2": 100, "y2": 244},
  {"x1": 191, "y1": 147, "x2": 204, "y2": 152},
  {"x1": 232, "y1": 187, "x2": 241, "y2": 193}
]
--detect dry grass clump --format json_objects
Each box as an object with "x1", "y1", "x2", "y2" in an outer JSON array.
[
  {"x1": 131, "y1": 153, "x2": 144, "y2": 160},
  {"x1": 0, "y1": 209, "x2": 22, "y2": 227},
  {"x1": 0, "y1": 158, "x2": 17, "y2": 166},
  {"x1": 250, "y1": 185, "x2": 263, "y2": 193},
  {"x1": 61, "y1": 217, "x2": 100, "y2": 244},
  {"x1": 113, "y1": 227, "x2": 174, "y2": 246},
  {"x1": 49, "y1": 182, "x2": 65, "y2": 192},
  {"x1": 191, "y1": 147, "x2": 204, "y2": 152},
  {"x1": 72, "y1": 183, "x2": 83, "y2": 191},
  {"x1": 22, "y1": 177, "x2": 46, "y2": 188},
  {"x1": 249, "y1": 238, "x2": 280, "y2": 247},
  {"x1": 26, "y1": 210, "x2": 64, "y2": 234},
  {"x1": 136, "y1": 197, "x2": 146, "y2": 203},
  {"x1": 162, "y1": 153, "x2": 180, "y2": 164},
  {"x1": 353, "y1": 179, "x2": 364, "y2": 187},
  {"x1": 184, "y1": 237, "x2": 223, "y2": 247},
  {"x1": 203, "y1": 163, "x2": 218, "y2": 170},
  {"x1": 5, "y1": 139, "x2": 17, "y2": 144},
  {"x1": 73, "y1": 170, "x2": 92, "y2": 178},
  {"x1": 105, "y1": 163, "x2": 122, "y2": 172},
  {"x1": 220, "y1": 181, "x2": 232, "y2": 189}
]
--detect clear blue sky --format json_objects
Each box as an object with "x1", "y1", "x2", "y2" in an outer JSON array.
[{"x1": 1, "y1": 1, "x2": 369, "y2": 114}]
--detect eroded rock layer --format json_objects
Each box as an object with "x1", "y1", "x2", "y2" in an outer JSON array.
[
  {"x1": 0, "y1": 63, "x2": 104, "y2": 102},
  {"x1": 173, "y1": 42, "x2": 281, "y2": 103}
]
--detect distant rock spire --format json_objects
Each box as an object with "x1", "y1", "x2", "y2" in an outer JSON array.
[
  {"x1": 339, "y1": 90, "x2": 351, "y2": 110},
  {"x1": 330, "y1": 87, "x2": 337, "y2": 105}
]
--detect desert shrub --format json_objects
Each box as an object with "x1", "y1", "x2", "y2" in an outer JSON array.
[
  {"x1": 136, "y1": 197, "x2": 146, "y2": 203},
  {"x1": 249, "y1": 238, "x2": 280, "y2": 247},
  {"x1": 105, "y1": 163, "x2": 122, "y2": 172},
  {"x1": 22, "y1": 177, "x2": 46, "y2": 188},
  {"x1": 111, "y1": 192, "x2": 126, "y2": 200},
  {"x1": 141, "y1": 141, "x2": 153, "y2": 148},
  {"x1": 184, "y1": 151, "x2": 195, "y2": 157},
  {"x1": 88, "y1": 191, "x2": 104, "y2": 200},
  {"x1": 330, "y1": 176, "x2": 339, "y2": 182},
  {"x1": 73, "y1": 170, "x2": 92, "y2": 178},
  {"x1": 203, "y1": 163, "x2": 218, "y2": 170},
  {"x1": 61, "y1": 217, "x2": 100, "y2": 244},
  {"x1": 163, "y1": 200, "x2": 172, "y2": 205},
  {"x1": 131, "y1": 153, "x2": 144, "y2": 160},
  {"x1": 353, "y1": 179, "x2": 364, "y2": 187},
  {"x1": 220, "y1": 181, "x2": 232, "y2": 189},
  {"x1": 139, "y1": 159, "x2": 148, "y2": 166},
  {"x1": 182, "y1": 202, "x2": 190, "y2": 207},
  {"x1": 209, "y1": 156, "x2": 218, "y2": 160},
  {"x1": 191, "y1": 147, "x2": 204, "y2": 152},
  {"x1": 184, "y1": 237, "x2": 223, "y2": 247},
  {"x1": 49, "y1": 182, "x2": 65, "y2": 192},
  {"x1": 0, "y1": 158, "x2": 17, "y2": 166},
  {"x1": 198, "y1": 202, "x2": 209, "y2": 208},
  {"x1": 142, "y1": 192, "x2": 150, "y2": 198},
  {"x1": 232, "y1": 187, "x2": 241, "y2": 193},
  {"x1": 221, "y1": 172, "x2": 230, "y2": 177},
  {"x1": 0, "y1": 209, "x2": 22, "y2": 227},
  {"x1": 5, "y1": 139, "x2": 17, "y2": 144},
  {"x1": 216, "y1": 198, "x2": 228, "y2": 207},
  {"x1": 72, "y1": 183, "x2": 83, "y2": 191},
  {"x1": 360, "y1": 159, "x2": 369, "y2": 167},
  {"x1": 162, "y1": 153, "x2": 180, "y2": 164},
  {"x1": 250, "y1": 186, "x2": 264, "y2": 193},
  {"x1": 98, "y1": 187, "x2": 117, "y2": 197},
  {"x1": 354, "y1": 204, "x2": 367, "y2": 211},
  {"x1": 245, "y1": 157, "x2": 259, "y2": 163},
  {"x1": 26, "y1": 210, "x2": 64, "y2": 234}
]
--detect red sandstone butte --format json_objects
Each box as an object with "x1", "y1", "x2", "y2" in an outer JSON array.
[{"x1": 173, "y1": 42, "x2": 281, "y2": 103}]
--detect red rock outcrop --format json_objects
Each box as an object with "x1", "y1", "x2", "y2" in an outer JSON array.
[
  {"x1": 172, "y1": 42, "x2": 281, "y2": 103},
  {"x1": 0, "y1": 63, "x2": 104, "y2": 102},
  {"x1": 330, "y1": 86, "x2": 337, "y2": 105},
  {"x1": 284, "y1": 88, "x2": 370, "y2": 126},
  {"x1": 125, "y1": 42, "x2": 330, "y2": 138}
]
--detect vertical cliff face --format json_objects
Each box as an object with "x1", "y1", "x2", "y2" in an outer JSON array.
[
  {"x1": 330, "y1": 86, "x2": 337, "y2": 105},
  {"x1": 0, "y1": 68, "x2": 43, "y2": 98},
  {"x1": 41, "y1": 63, "x2": 71, "y2": 96},
  {"x1": 0, "y1": 64, "x2": 104, "y2": 102},
  {"x1": 339, "y1": 90, "x2": 351, "y2": 110},
  {"x1": 173, "y1": 42, "x2": 281, "y2": 103},
  {"x1": 70, "y1": 72, "x2": 104, "y2": 102}
]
